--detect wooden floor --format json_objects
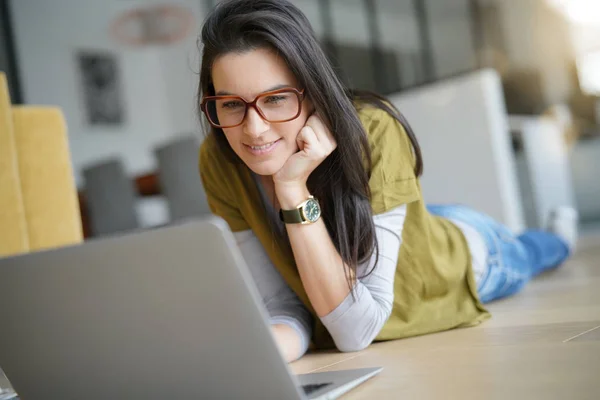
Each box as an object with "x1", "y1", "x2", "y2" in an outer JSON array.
[{"x1": 291, "y1": 233, "x2": 600, "y2": 399}]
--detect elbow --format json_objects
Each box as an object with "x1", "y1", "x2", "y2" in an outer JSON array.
[
  {"x1": 334, "y1": 335, "x2": 374, "y2": 353},
  {"x1": 330, "y1": 306, "x2": 392, "y2": 353},
  {"x1": 336, "y1": 341, "x2": 372, "y2": 353},
  {"x1": 332, "y1": 329, "x2": 378, "y2": 353}
]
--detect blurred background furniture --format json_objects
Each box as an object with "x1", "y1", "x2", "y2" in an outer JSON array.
[
  {"x1": 154, "y1": 136, "x2": 210, "y2": 222},
  {"x1": 77, "y1": 135, "x2": 210, "y2": 239},
  {"x1": 510, "y1": 115, "x2": 576, "y2": 229},
  {"x1": 82, "y1": 158, "x2": 139, "y2": 236},
  {"x1": 570, "y1": 136, "x2": 600, "y2": 223},
  {"x1": 389, "y1": 68, "x2": 525, "y2": 232},
  {"x1": 0, "y1": 72, "x2": 82, "y2": 258}
]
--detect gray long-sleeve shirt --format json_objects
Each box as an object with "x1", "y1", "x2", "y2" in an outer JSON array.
[
  {"x1": 235, "y1": 205, "x2": 488, "y2": 357},
  {"x1": 234, "y1": 206, "x2": 405, "y2": 357}
]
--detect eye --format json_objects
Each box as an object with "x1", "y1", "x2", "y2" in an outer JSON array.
[
  {"x1": 264, "y1": 95, "x2": 288, "y2": 104},
  {"x1": 221, "y1": 100, "x2": 244, "y2": 109}
]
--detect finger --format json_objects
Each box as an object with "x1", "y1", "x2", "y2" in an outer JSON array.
[
  {"x1": 305, "y1": 115, "x2": 326, "y2": 141},
  {"x1": 297, "y1": 126, "x2": 320, "y2": 156},
  {"x1": 306, "y1": 114, "x2": 336, "y2": 151}
]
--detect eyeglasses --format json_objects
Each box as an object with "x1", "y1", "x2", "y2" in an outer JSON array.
[{"x1": 200, "y1": 88, "x2": 305, "y2": 129}]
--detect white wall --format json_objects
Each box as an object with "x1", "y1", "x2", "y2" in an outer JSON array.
[
  {"x1": 11, "y1": 0, "x2": 206, "y2": 186},
  {"x1": 570, "y1": 24, "x2": 600, "y2": 55},
  {"x1": 157, "y1": 2, "x2": 205, "y2": 140},
  {"x1": 569, "y1": 22, "x2": 600, "y2": 99}
]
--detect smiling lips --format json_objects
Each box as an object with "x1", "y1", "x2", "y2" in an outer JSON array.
[{"x1": 245, "y1": 139, "x2": 280, "y2": 155}]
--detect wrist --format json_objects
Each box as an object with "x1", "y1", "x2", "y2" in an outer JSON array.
[{"x1": 274, "y1": 182, "x2": 310, "y2": 209}]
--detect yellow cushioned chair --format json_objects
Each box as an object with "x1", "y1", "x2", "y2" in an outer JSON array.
[{"x1": 0, "y1": 72, "x2": 82, "y2": 258}]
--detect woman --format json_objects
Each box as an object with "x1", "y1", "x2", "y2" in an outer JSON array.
[{"x1": 197, "y1": 0, "x2": 577, "y2": 362}]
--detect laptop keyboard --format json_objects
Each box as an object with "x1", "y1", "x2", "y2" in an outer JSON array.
[{"x1": 301, "y1": 382, "x2": 333, "y2": 396}]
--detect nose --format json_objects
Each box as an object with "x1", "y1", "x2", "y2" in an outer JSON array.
[{"x1": 243, "y1": 106, "x2": 269, "y2": 137}]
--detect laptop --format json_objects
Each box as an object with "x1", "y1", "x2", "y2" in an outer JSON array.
[{"x1": 0, "y1": 216, "x2": 382, "y2": 399}]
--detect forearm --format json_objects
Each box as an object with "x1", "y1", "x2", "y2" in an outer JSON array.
[
  {"x1": 276, "y1": 184, "x2": 353, "y2": 317},
  {"x1": 276, "y1": 192, "x2": 406, "y2": 352},
  {"x1": 235, "y1": 230, "x2": 314, "y2": 362}
]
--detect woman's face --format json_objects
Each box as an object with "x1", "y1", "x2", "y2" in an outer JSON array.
[{"x1": 211, "y1": 47, "x2": 312, "y2": 176}]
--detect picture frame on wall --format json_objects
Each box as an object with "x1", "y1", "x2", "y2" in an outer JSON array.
[{"x1": 77, "y1": 50, "x2": 126, "y2": 126}]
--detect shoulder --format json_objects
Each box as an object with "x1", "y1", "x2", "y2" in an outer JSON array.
[
  {"x1": 357, "y1": 104, "x2": 416, "y2": 173},
  {"x1": 199, "y1": 134, "x2": 221, "y2": 170},
  {"x1": 199, "y1": 134, "x2": 239, "y2": 181},
  {"x1": 198, "y1": 134, "x2": 236, "y2": 200},
  {"x1": 198, "y1": 134, "x2": 251, "y2": 232},
  {"x1": 357, "y1": 104, "x2": 392, "y2": 128},
  {"x1": 356, "y1": 104, "x2": 421, "y2": 212},
  {"x1": 357, "y1": 103, "x2": 400, "y2": 133}
]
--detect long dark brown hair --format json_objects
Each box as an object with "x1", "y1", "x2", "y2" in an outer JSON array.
[{"x1": 198, "y1": 0, "x2": 423, "y2": 284}]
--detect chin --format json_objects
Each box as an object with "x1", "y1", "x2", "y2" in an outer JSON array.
[{"x1": 245, "y1": 158, "x2": 284, "y2": 177}]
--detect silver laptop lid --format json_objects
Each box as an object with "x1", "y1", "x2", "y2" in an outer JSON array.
[{"x1": 0, "y1": 216, "x2": 305, "y2": 399}]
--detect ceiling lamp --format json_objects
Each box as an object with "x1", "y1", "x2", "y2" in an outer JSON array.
[{"x1": 111, "y1": 5, "x2": 194, "y2": 47}]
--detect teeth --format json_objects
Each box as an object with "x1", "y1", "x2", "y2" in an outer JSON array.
[{"x1": 250, "y1": 142, "x2": 274, "y2": 150}]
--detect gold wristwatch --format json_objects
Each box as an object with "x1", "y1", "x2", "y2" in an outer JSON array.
[{"x1": 279, "y1": 195, "x2": 321, "y2": 224}]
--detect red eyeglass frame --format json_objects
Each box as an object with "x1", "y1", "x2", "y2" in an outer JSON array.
[{"x1": 200, "y1": 87, "x2": 305, "y2": 128}]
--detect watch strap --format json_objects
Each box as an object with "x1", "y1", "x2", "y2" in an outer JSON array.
[{"x1": 279, "y1": 208, "x2": 304, "y2": 223}]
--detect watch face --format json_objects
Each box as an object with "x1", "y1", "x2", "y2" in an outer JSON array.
[{"x1": 303, "y1": 198, "x2": 321, "y2": 222}]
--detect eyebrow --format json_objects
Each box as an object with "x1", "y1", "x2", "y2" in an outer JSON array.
[{"x1": 215, "y1": 84, "x2": 293, "y2": 96}]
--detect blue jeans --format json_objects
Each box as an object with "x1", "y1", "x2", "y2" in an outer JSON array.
[{"x1": 427, "y1": 205, "x2": 570, "y2": 303}]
